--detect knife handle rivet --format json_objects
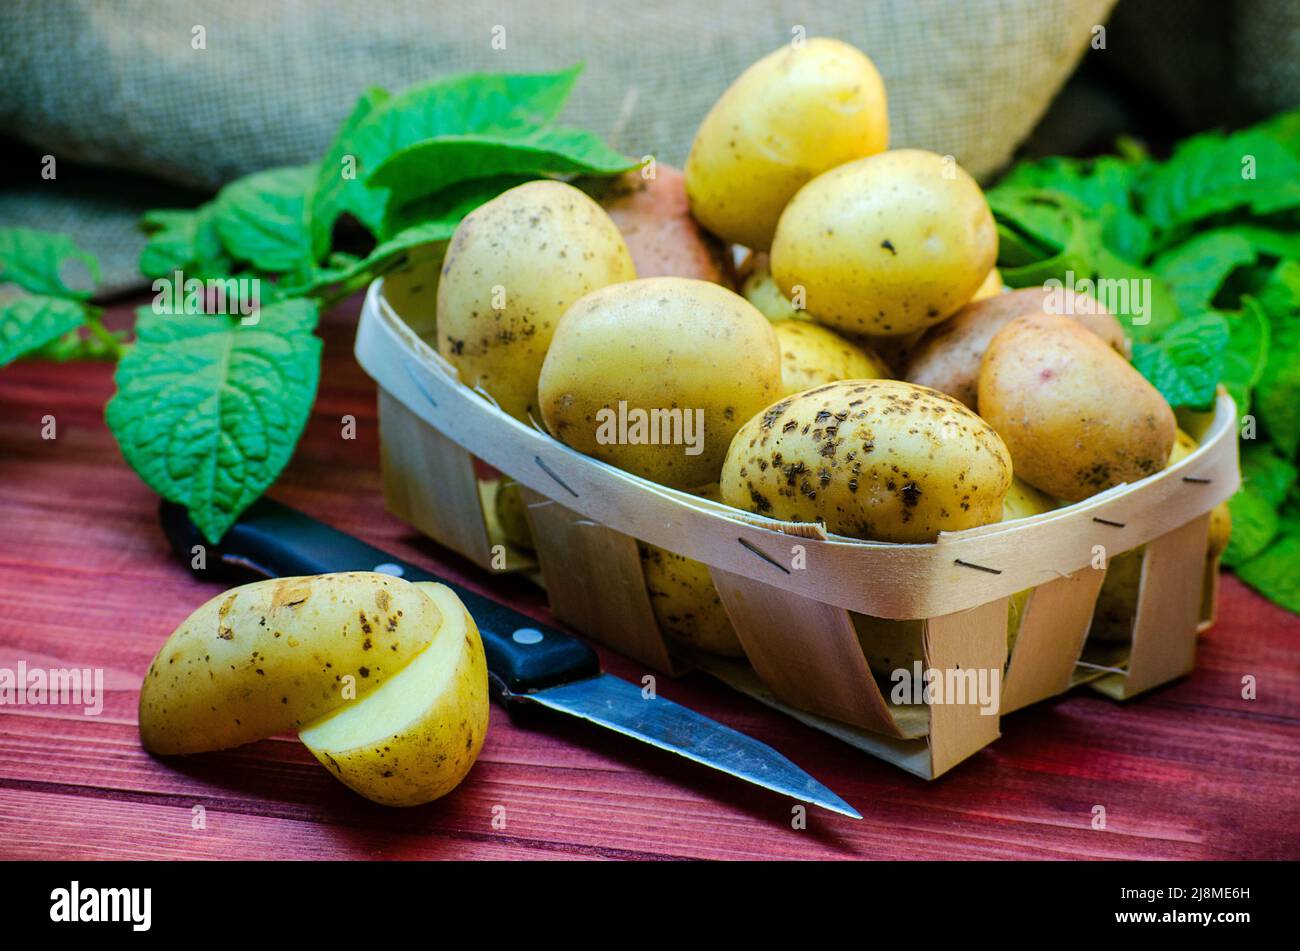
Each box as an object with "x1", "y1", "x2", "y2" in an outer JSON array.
[
  {"x1": 372, "y1": 563, "x2": 405, "y2": 577},
  {"x1": 511, "y1": 628, "x2": 544, "y2": 645}
]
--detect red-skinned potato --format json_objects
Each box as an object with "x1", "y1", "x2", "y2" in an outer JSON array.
[
  {"x1": 906, "y1": 287, "x2": 1130, "y2": 409},
  {"x1": 585, "y1": 165, "x2": 732, "y2": 286},
  {"x1": 978, "y1": 314, "x2": 1175, "y2": 501}
]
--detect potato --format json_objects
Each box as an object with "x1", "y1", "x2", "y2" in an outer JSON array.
[
  {"x1": 979, "y1": 314, "x2": 1175, "y2": 502},
  {"x1": 970, "y1": 268, "x2": 1004, "y2": 302},
  {"x1": 494, "y1": 480, "x2": 534, "y2": 552},
  {"x1": 1208, "y1": 501, "x2": 1232, "y2": 562},
  {"x1": 1000, "y1": 479, "x2": 1058, "y2": 653},
  {"x1": 640, "y1": 545, "x2": 743, "y2": 658},
  {"x1": 139, "y1": 572, "x2": 444, "y2": 755},
  {"x1": 1002, "y1": 476, "x2": 1058, "y2": 523},
  {"x1": 906, "y1": 287, "x2": 1131, "y2": 409},
  {"x1": 141, "y1": 575, "x2": 488, "y2": 807},
  {"x1": 770, "y1": 149, "x2": 997, "y2": 336},
  {"x1": 1089, "y1": 548, "x2": 1144, "y2": 644},
  {"x1": 437, "y1": 180, "x2": 636, "y2": 423},
  {"x1": 720, "y1": 379, "x2": 1012, "y2": 543},
  {"x1": 741, "y1": 254, "x2": 804, "y2": 323},
  {"x1": 853, "y1": 329, "x2": 924, "y2": 375},
  {"x1": 638, "y1": 485, "x2": 743, "y2": 657},
  {"x1": 775, "y1": 321, "x2": 890, "y2": 397},
  {"x1": 1092, "y1": 429, "x2": 1231, "y2": 642},
  {"x1": 854, "y1": 475, "x2": 1055, "y2": 674},
  {"x1": 584, "y1": 165, "x2": 731, "y2": 285},
  {"x1": 857, "y1": 478, "x2": 1058, "y2": 667},
  {"x1": 1203, "y1": 502, "x2": 1232, "y2": 622},
  {"x1": 299, "y1": 583, "x2": 488, "y2": 807},
  {"x1": 684, "y1": 37, "x2": 888, "y2": 250},
  {"x1": 853, "y1": 614, "x2": 923, "y2": 678},
  {"x1": 381, "y1": 242, "x2": 446, "y2": 330},
  {"x1": 538, "y1": 277, "x2": 781, "y2": 489}
]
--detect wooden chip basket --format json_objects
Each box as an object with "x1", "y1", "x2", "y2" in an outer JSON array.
[{"x1": 355, "y1": 280, "x2": 1241, "y2": 779}]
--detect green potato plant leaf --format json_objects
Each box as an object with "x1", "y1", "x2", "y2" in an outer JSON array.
[
  {"x1": 380, "y1": 173, "x2": 534, "y2": 237},
  {"x1": 1217, "y1": 298, "x2": 1271, "y2": 415},
  {"x1": 309, "y1": 85, "x2": 393, "y2": 259},
  {"x1": 1223, "y1": 444, "x2": 1297, "y2": 566},
  {"x1": 1151, "y1": 231, "x2": 1257, "y2": 315},
  {"x1": 310, "y1": 66, "x2": 583, "y2": 250},
  {"x1": 1130, "y1": 312, "x2": 1228, "y2": 410},
  {"x1": 105, "y1": 299, "x2": 321, "y2": 543},
  {"x1": 0, "y1": 295, "x2": 90, "y2": 367},
  {"x1": 0, "y1": 228, "x2": 106, "y2": 363},
  {"x1": 1253, "y1": 262, "x2": 1300, "y2": 456},
  {"x1": 1140, "y1": 129, "x2": 1300, "y2": 231},
  {"x1": 1204, "y1": 224, "x2": 1300, "y2": 262},
  {"x1": 140, "y1": 205, "x2": 232, "y2": 280},
  {"x1": 285, "y1": 176, "x2": 528, "y2": 296},
  {"x1": 279, "y1": 219, "x2": 459, "y2": 297},
  {"x1": 367, "y1": 128, "x2": 634, "y2": 215},
  {"x1": 213, "y1": 164, "x2": 317, "y2": 274},
  {"x1": 8, "y1": 66, "x2": 628, "y2": 542},
  {"x1": 0, "y1": 227, "x2": 100, "y2": 298},
  {"x1": 1235, "y1": 531, "x2": 1300, "y2": 613},
  {"x1": 996, "y1": 154, "x2": 1153, "y2": 261}
]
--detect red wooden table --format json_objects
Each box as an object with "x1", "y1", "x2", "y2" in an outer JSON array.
[{"x1": 2, "y1": 297, "x2": 1298, "y2": 860}]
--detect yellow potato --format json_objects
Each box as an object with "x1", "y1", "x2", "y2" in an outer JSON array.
[
  {"x1": 1091, "y1": 429, "x2": 1230, "y2": 642},
  {"x1": 1208, "y1": 501, "x2": 1232, "y2": 562},
  {"x1": 1000, "y1": 478, "x2": 1058, "y2": 654},
  {"x1": 1203, "y1": 501, "x2": 1232, "y2": 623},
  {"x1": 139, "y1": 572, "x2": 443, "y2": 755},
  {"x1": 854, "y1": 475, "x2": 1055, "y2": 674},
  {"x1": 852, "y1": 329, "x2": 925, "y2": 376},
  {"x1": 1169, "y1": 427, "x2": 1198, "y2": 465},
  {"x1": 640, "y1": 543, "x2": 744, "y2": 658},
  {"x1": 720, "y1": 379, "x2": 1012, "y2": 543},
  {"x1": 741, "y1": 254, "x2": 805, "y2": 323},
  {"x1": 437, "y1": 180, "x2": 636, "y2": 423},
  {"x1": 979, "y1": 314, "x2": 1175, "y2": 502},
  {"x1": 381, "y1": 242, "x2": 446, "y2": 331},
  {"x1": 1002, "y1": 476, "x2": 1058, "y2": 523},
  {"x1": 770, "y1": 149, "x2": 997, "y2": 336},
  {"x1": 852, "y1": 614, "x2": 923, "y2": 678},
  {"x1": 299, "y1": 583, "x2": 488, "y2": 807},
  {"x1": 906, "y1": 287, "x2": 1131, "y2": 409},
  {"x1": 493, "y1": 480, "x2": 534, "y2": 552},
  {"x1": 684, "y1": 37, "x2": 888, "y2": 250},
  {"x1": 774, "y1": 321, "x2": 890, "y2": 397},
  {"x1": 538, "y1": 277, "x2": 782, "y2": 489},
  {"x1": 638, "y1": 485, "x2": 743, "y2": 658},
  {"x1": 1089, "y1": 548, "x2": 1144, "y2": 644},
  {"x1": 970, "y1": 268, "x2": 1004, "y2": 301}
]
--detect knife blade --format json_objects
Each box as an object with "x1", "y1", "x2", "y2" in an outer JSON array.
[{"x1": 159, "y1": 499, "x2": 860, "y2": 819}]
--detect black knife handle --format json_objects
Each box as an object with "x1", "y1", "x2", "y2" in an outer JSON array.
[{"x1": 159, "y1": 499, "x2": 600, "y2": 697}]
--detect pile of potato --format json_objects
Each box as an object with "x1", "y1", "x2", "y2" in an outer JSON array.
[{"x1": 423, "y1": 37, "x2": 1227, "y2": 662}]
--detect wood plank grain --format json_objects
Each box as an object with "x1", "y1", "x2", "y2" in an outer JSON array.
[{"x1": 1, "y1": 294, "x2": 1298, "y2": 860}]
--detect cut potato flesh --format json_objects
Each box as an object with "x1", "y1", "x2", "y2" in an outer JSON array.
[{"x1": 299, "y1": 582, "x2": 489, "y2": 807}]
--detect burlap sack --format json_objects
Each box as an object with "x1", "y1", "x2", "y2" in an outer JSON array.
[{"x1": 1, "y1": 0, "x2": 1118, "y2": 293}]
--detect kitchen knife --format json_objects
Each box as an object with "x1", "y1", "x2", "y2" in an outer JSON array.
[{"x1": 159, "y1": 499, "x2": 861, "y2": 819}]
